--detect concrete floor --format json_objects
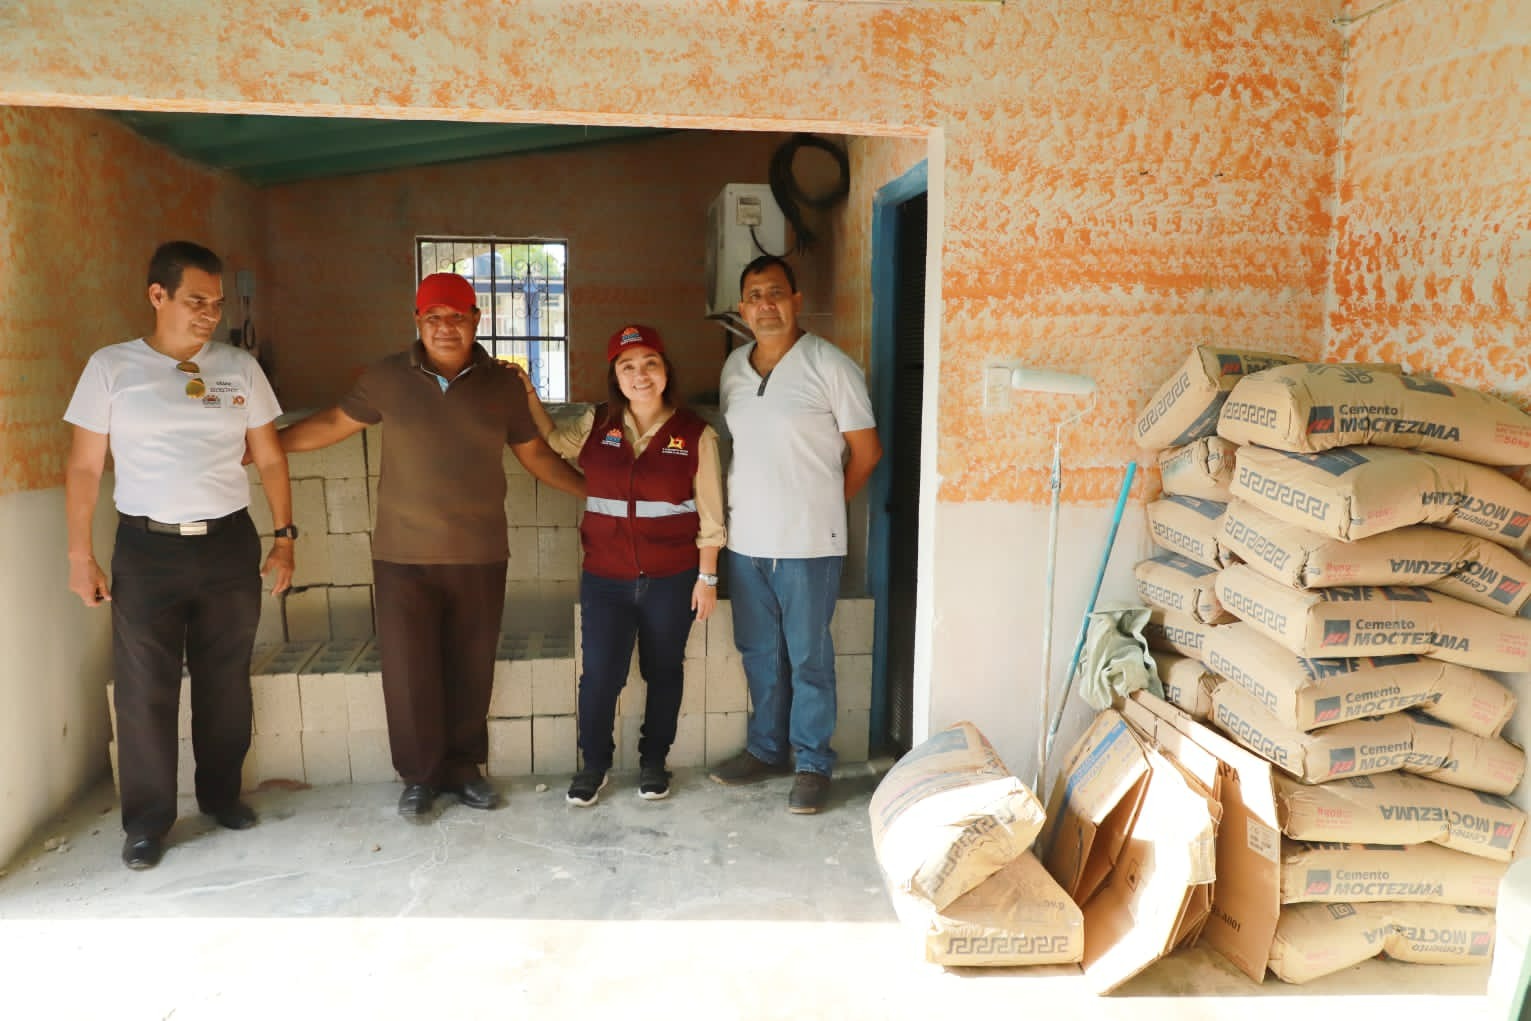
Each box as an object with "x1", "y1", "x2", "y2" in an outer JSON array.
[{"x1": 0, "y1": 766, "x2": 1503, "y2": 1021}]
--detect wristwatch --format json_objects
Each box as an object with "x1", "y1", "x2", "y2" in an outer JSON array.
[
  {"x1": 698, "y1": 573, "x2": 719, "y2": 587},
  {"x1": 272, "y1": 524, "x2": 300, "y2": 540}
]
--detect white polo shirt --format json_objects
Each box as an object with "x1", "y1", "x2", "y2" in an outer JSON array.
[
  {"x1": 721, "y1": 333, "x2": 876, "y2": 558},
  {"x1": 64, "y1": 338, "x2": 281, "y2": 522}
]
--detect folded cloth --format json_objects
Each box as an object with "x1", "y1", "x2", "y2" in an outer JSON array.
[{"x1": 1077, "y1": 604, "x2": 1163, "y2": 710}]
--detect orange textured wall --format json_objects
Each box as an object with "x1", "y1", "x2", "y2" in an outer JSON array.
[
  {"x1": 1325, "y1": 0, "x2": 1531, "y2": 397},
  {"x1": 0, "y1": 106, "x2": 264, "y2": 496},
  {"x1": 263, "y1": 131, "x2": 791, "y2": 410}
]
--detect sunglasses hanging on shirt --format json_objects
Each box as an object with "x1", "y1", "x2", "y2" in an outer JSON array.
[{"x1": 177, "y1": 360, "x2": 206, "y2": 398}]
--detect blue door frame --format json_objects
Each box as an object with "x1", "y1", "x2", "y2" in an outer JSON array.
[{"x1": 866, "y1": 160, "x2": 928, "y2": 750}]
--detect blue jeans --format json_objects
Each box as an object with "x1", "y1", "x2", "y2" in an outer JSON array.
[
  {"x1": 727, "y1": 551, "x2": 843, "y2": 777},
  {"x1": 578, "y1": 569, "x2": 698, "y2": 771}
]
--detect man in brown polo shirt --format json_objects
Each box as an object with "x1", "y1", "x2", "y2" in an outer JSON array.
[{"x1": 279, "y1": 273, "x2": 584, "y2": 820}]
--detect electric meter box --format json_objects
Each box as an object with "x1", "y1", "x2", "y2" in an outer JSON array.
[{"x1": 705, "y1": 184, "x2": 787, "y2": 316}]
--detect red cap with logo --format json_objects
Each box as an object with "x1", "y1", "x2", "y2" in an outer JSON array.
[
  {"x1": 415, "y1": 273, "x2": 477, "y2": 315},
  {"x1": 607, "y1": 324, "x2": 665, "y2": 362}
]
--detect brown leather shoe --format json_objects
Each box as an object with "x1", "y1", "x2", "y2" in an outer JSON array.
[
  {"x1": 709, "y1": 750, "x2": 791, "y2": 786},
  {"x1": 788, "y1": 772, "x2": 831, "y2": 814}
]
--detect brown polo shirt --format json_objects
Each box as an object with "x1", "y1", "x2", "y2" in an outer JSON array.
[{"x1": 341, "y1": 342, "x2": 539, "y2": 564}]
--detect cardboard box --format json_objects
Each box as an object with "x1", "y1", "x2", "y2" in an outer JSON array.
[{"x1": 1280, "y1": 839, "x2": 1508, "y2": 908}]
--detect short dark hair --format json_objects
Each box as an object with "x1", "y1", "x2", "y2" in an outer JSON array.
[
  {"x1": 147, "y1": 241, "x2": 223, "y2": 296},
  {"x1": 738, "y1": 254, "x2": 797, "y2": 296},
  {"x1": 602, "y1": 351, "x2": 680, "y2": 431}
]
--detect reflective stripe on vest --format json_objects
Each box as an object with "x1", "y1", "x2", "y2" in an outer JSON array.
[{"x1": 585, "y1": 496, "x2": 697, "y2": 519}]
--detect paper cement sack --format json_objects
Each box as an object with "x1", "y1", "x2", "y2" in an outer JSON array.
[
  {"x1": 1217, "y1": 362, "x2": 1531, "y2": 466},
  {"x1": 1134, "y1": 346, "x2": 1301, "y2": 451},
  {"x1": 1156, "y1": 653, "x2": 1216, "y2": 720},
  {"x1": 1405, "y1": 712, "x2": 1525, "y2": 796},
  {"x1": 1230, "y1": 444, "x2": 1531, "y2": 549},
  {"x1": 1219, "y1": 500, "x2": 1531, "y2": 615},
  {"x1": 1135, "y1": 554, "x2": 1234, "y2": 625},
  {"x1": 1158, "y1": 436, "x2": 1237, "y2": 500},
  {"x1": 1144, "y1": 609, "x2": 1217, "y2": 660},
  {"x1": 1146, "y1": 495, "x2": 1229, "y2": 569},
  {"x1": 869, "y1": 721, "x2": 1046, "y2": 910},
  {"x1": 1275, "y1": 771, "x2": 1526, "y2": 862},
  {"x1": 1281, "y1": 839, "x2": 1508, "y2": 908},
  {"x1": 890, "y1": 852, "x2": 1084, "y2": 967},
  {"x1": 1203, "y1": 622, "x2": 1516, "y2": 737},
  {"x1": 1213, "y1": 564, "x2": 1531, "y2": 673},
  {"x1": 1268, "y1": 901, "x2": 1496, "y2": 984}
]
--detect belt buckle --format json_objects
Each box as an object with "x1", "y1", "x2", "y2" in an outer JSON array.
[{"x1": 178, "y1": 521, "x2": 209, "y2": 536}]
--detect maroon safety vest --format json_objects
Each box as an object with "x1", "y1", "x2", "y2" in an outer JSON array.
[{"x1": 578, "y1": 405, "x2": 705, "y2": 580}]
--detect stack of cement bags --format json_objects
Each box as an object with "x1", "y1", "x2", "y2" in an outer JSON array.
[
  {"x1": 1141, "y1": 356, "x2": 1531, "y2": 983},
  {"x1": 869, "y1": 721, "x2": 1079, "y2": 967}
]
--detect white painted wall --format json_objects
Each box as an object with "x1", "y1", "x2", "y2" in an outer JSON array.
[{"x1": 0, "y1": 484, "x2": 117, "y2": 866}]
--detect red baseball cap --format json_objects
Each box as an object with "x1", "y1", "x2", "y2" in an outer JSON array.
[
  {"x1": 415, "y1": 273, "x2": 477, "y2": 315},
  {"x1": 607, "y1": 324, "x2": 665, "y2": 362}
]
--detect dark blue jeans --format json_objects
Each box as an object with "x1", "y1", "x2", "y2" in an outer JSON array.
[
  {"x1": 727, "y1": 551, "x2": 843, "y2": 777},
  {"x1": 578, "y1": 568, "x2": 698, "y2": 772}
]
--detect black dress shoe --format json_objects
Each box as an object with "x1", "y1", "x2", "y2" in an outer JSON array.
[
  {"x1": 122, "y1": 834, "x2": 164, "y2": 870},
  {"x1": 443, "y1": 777, "x2": 500, "y2": 811},
  {"x1": 398, "y1": 783, "x2": 437, "y2": 819},
  {"x1": 203, "y1": 801, "x2": 258, "y2": 831}
]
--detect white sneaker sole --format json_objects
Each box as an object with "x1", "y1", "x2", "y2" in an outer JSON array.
[
  {"x1": 637, "y1": 786, "x2": 671, "y2": 801},
  {"x1": 565, "y1": 774, "x2": 608, "y2": 807}
]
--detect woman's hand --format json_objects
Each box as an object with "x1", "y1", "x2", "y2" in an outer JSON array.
[{"x1": 692, "y1": 578, "x2": 718, "y2": 621}]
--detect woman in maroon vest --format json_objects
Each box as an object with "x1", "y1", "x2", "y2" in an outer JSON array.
[{"x1": 525, "y1": 324, "x2": 726, "y2": 805}]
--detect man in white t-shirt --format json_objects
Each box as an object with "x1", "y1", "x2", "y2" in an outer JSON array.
[
  {"x1": 63, "y1": 241, "x2": 296, "y2": 870},
  {"x1": 709, "y1": 255, "x2": 882, "y2": 814}
]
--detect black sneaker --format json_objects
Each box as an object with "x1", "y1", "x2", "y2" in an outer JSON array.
[
  {"x1": 788, "y1": 772, "x2": 831, "y2": 815},
  {"x1": 638, "y1": 764, "x2": 672, "y2": 801},
  {"x1": 566, "y1": 768, "x2": 608, "y2": 807}
]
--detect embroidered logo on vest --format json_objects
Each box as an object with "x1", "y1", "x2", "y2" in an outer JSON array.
[{"x1": 662, "y1": 435, "x2": 689, "y2": 456}]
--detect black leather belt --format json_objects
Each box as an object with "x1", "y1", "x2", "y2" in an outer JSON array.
[{"x1": 120, "y1": 510, "x2": 243, "y2": 536}]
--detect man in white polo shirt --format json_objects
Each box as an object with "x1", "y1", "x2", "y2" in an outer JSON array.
[
  {"x1": 64, "y1": 241, "x2": 295, "y2": 870},
  {"x1": 710, "y1": 255, "x2": 882, "y2": 814}
]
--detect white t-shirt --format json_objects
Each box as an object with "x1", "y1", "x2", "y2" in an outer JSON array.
[
  {"x1": 721, "y1": 333, "x2": 876, "y2": 558},
  {"x1": 63, "y1": 338, "x2": 281, "y2": 522}
]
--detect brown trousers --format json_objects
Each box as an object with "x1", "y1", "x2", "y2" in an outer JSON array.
[{"x1": 372, "y1": 559, "x2": 507, "y2": 787}]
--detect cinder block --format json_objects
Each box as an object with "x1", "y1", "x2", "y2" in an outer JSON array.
[
  {"x1": 289, "y1": 479, "x2": 331, "y2": 587},
  {"x1": 365, "y1": 425, "x2": 382, "y2": 478},
  {"x1": 287, "y1": 429, "x2": 365, "y2": 479},
  {"x1": 831, "y1": 598, "x2": 875, "y2": 655},
  {"x1": 178, "y1": 680, "x2": 193, "y2": 740},
  {"x1": 345, "y1": 672, "x2": 388, "y2": 731},
  {"x1": 537, "y1": 483, "x2": 580, "y2": 526},
  {"x1": 352, "y1": 638, "x2": 382, "y2": 674},
  {"x1": 252, "y1": 672, "x2": 302, "y2": 736},
  {"x1": 538, "y1": 527, "x2": 579, "y2": 581},
  {"x1": 105, "y1": 682, "x2": 118, "y2": 739},
  {"x1": 706, "y1": 656, "x2": 749, "y2": 713},
  {"x1": 328, "y1": 585, "x2": 374, "y2": 640},
  {"x1": 298, "y1": 645, "x2": 363, "y2": 733},
  {"x1": 836, "y1": 654, "x2": 873, "y2": 712},
  {"x1": 261, "y1": 641, "x2": 322, "y2": 676},
  {"x1": 329, "y1": 533, "x2": 373, "y2": 586},
  {"x1": 301, "y1": 731, "x2": 352, "y2": 786},
  {"x1": 284, "y1": 587, "x2": 331, "y2": 643},
  {"x1": 487, "y1": 718, "x2": 532, "y2": 777},
  {"x1": 490, "y1": 658, "x2": 533, "y2": 718},
  {"x1": 324, "y1": 477, "x2": 370, "y2": 534},
  {"x1": 532, "y1": 714, "x2": 577, "y2": 775},
  {"x1": 246, "y1": 483, "x2": 274, "y2": 535},
  {"x1": 831, "y1": 707, "x2": 870, "y2": 764},
  {"x1": 708, "y1": 605, "x2": 736, "y2": 659},
  {"x1": 670, "y1": 713, "x2": 706, "y2": 768},
  {"x1": 108, "y1": 740, "x2": 120, "y2": 793},
  {"x1": 531, "y1": 656, "x2": 577, "y2": 716},
  {"x1": 177, "y1": 737, "x2": 195, "y2": 792},
  {"x1": 704, "y1": 711, "x2": 748, "y2": 766},
  {"x1": 507, "y1": 528, "x2": 539, "y2": 583},
  {"x1": 242, "y1": 732, "x2": 304, "y2": 791},
  {"x1": 505, "y1": 476, "x2": 537, "y2": 527},
  {"x1": 685, "y1": 614, "x2": 706, "y2": 660},
  {"x1": 368, "y1": 477, "x2": 380, "y2": 530},
  {"x1": 255, "y1": 590, "x2": 285, "y2": 645},
  {"x1": 681, "y1": 658, "x2": 705, "y2": 716},
  {"x1": 348, "y1": 730, "x2": 396, "y2": 784},
  {"x1": 502, "y1": 445, "x2": 527, "y2": 475},
  {"x1": 616, "y1": 715, "x2": 641, "y2": 770}
]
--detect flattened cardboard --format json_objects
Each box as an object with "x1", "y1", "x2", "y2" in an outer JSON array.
[{"x1": 1040, "y1": 710, "x2": 1150, "y2": 906}]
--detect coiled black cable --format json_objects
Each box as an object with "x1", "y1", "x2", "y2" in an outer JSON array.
[{"x1": 766, "y1": 133, "x2": 850, "y2": 254}]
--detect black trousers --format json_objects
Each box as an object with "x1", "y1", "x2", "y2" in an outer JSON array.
[
  {"x1": 111, "y1": 511, "x2": 261, "y2": 839},
  {"x1": 372, "y1": 559, "x2": 507, "y2": 787}
]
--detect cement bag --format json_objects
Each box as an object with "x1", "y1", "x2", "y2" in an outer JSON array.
[
  {"x1": 1143, "y1": 609, "x2": 1216, "y2": 660},
  {"x1": 1275, "y1": 772, "x2": 1526, "y2": 862},
  {"x1": 1405, "y1": 712, "x2": 1525, "y2": 796},
  {"x1": 1134, "y1": 554, "x2": 1234, "y2": 625},
  {"x1": 1268, "y1": 901, "x2": 1495, "y2": 984},
  {"x1": 1154, "y1": 652, "x2": 1216, "y2": 720},
  {"x1": 1146, "y1": 495, "x2": 1229, "y2": 569},
  {"x1": 1211, "y1": 682, "x2": 1417, "y2": 783},
  {"x1": 1203, "y1": 621, "x2": 1515, "y2": 737},
  {"x1": 1134, "y1": 346, "x2": 1301, "y2": 451},
  {"x1": 1213, "y1": 564, "x2": 1531, "y2": 673},
  {"x1": 1217, "y1": 362, "x2": 1531, "y2": 467},
  {"x1": 1231, "y1": 444, "x2": 1531, "y2": 549},
  {"x1": 1219, "y1": 501, "x2": 1531, "y2": 616},
  {"x1": 869, "y1": 721, "x2": 1047, "y2": 910},
  {"x1": 1281, "y1": 839, "x2": 1508, "y2": 908},
  {"x1": 1158, "y1": 436, "x2": 1237, "y2": 500},
  {"x1": 889, "y1": 852, "x2": 1084, "y2": 967}
]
